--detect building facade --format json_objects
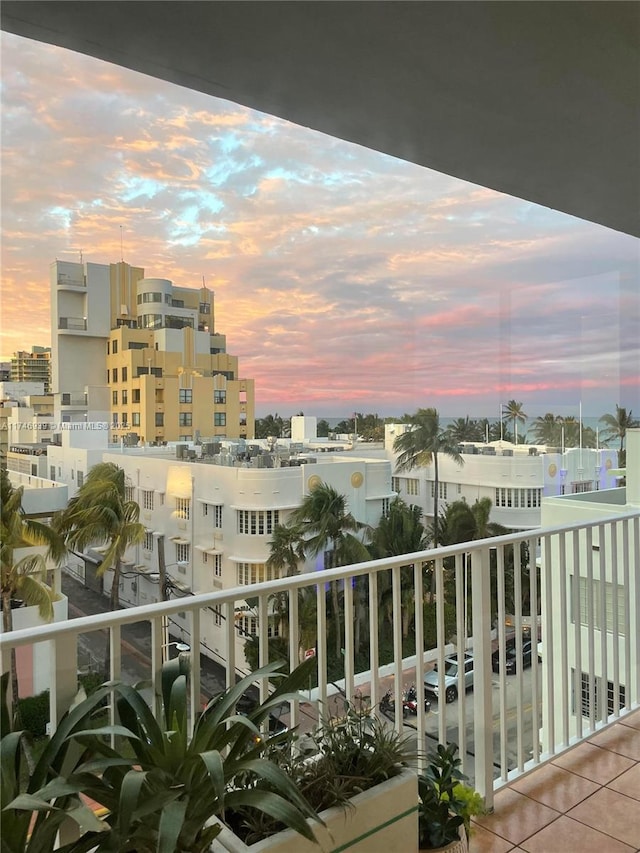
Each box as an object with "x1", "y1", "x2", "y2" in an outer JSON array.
[
  {"x1": 10, "y1": 347, "x2": 52, "y2": 393},
  {"x1": 50, "y1": 259, "x2": 255, "y2": 440},
  {"x1": 385, "y1": 424, "x2": 618, "y2": 531}
]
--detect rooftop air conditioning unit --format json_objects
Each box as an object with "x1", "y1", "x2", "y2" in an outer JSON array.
[{"x1": 176, "y1": 444, "x2": 187, "y2": 459}]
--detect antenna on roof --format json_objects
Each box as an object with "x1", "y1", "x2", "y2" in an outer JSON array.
[
  {"x1": 79, "y1": 249, "x2": 83, "y2": 264},
  {"x1": 120, "y1": 225, "x2": 124, "y2": 262}
]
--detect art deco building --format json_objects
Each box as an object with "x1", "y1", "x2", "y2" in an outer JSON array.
[{"x1": 50, "y1": 259, "x2": 254, "y2": 442}]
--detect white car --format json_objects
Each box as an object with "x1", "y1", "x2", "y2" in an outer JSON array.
[{"x1": 424, "y1": 652, "x2": 474, "y2": 703}]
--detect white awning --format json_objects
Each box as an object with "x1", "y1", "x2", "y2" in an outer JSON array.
[
  {"x1": 197, "y1": 497, "x2": 224, "y2": 505},
  {"x1": 229, "y1": 503, "x2": 300, "y2": 511},
  {"x1": 195, "y1": 545, "x2": 223, "y2": 555},
  {"x1": 170, "y1": 536, "x2": 191, "y2": 545},
  {"x1": 228, "y1": 555, "x2": 267, "y2": 564}
]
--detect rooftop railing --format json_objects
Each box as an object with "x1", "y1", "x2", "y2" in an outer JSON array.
[{"x1": 1, "y1": 510, "x2": 638, "y2": 809}]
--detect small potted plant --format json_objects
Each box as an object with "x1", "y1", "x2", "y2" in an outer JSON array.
[{"x1": 417, "y1": 743, "x2": 485, "y2": 852}]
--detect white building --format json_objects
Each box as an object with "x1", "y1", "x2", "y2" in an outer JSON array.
[
  {"x1": 540, "y1": 429, "x2": 639, "y2": 749},
  {"x1": 385, "y1": 424, "x2": 618, "y2": 531},
  {"x1": 53, "y1": 440, "x2": 395, "y2": 669}
]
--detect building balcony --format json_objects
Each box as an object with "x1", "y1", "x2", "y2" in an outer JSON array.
[
  {"x1": 57, "y1": 316, "x2": 87, "y2": 332},
  {"x1": 56, "y1": 275, "x2": 86, "y2": 290},
  {"x1": 60, "y1": 393, "x2": 88, "y2": 407},
  {"x1": 1, "y1": 510, "x2": 638, "y2": 850}
]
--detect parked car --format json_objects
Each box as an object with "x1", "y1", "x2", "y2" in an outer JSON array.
[
  {"x1": 492, "y1": 639, "x2": 534, "y2": 675},
  {"x1": 424, "y1": 652, "x2": 474, "y2": 703}
]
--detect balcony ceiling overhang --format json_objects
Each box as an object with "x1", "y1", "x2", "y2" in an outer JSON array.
[{"x1": 2, "y1": 1, "x2": 638, "y2": 237}]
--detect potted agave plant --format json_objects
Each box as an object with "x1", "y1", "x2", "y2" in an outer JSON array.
[
  {"x1": 214, "y1": 694, "x2": 418, "y2": 853},
  {"x1": 2, "y1": 658, "x2": 323, "y2": 852},
  {"x1": 417, "y1": 743, "x2": 485, "y2": 852}
]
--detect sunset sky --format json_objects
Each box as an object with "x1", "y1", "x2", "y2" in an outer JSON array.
[{"x1": 1, "y1": 32, "x2": 638, "y2": 419}]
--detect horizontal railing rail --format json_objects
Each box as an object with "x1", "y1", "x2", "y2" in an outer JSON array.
[{"x1": 2, "y1": 510, "x2": 638, "y2": 809}]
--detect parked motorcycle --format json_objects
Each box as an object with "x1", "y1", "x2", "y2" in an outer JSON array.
[
  {"x1": 380, "y1": 688, "x2": 408, "y2": 718},
  {"x1": 403, "y1": 683, "x2": 431, "y2": 715}
]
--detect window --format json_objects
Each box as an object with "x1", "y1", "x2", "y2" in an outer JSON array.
[
  {"x1": 572, "y1": 481, "x2": 594, "y2": 494},
  {"x1": 132, "y1": 412, "x2": 140, "y2": 426},
  {"x1": 142, "y1": 490, "x2": 154, "y2": 510},
  {"x1": 214, "y1": 413, "x2": 226, "y2": 426},
  {"x1": 237, "y1": 509, "x2": 280, "y2": 535},
  {"x1": 140, "y1": 314, "x2": 162, "y2": 329},
  {"x1": 121, "y1": 413, "x2": 128, "y2": 426},
  {"x1": 179, "y1": 389, "x2": 192, "y2": 404},
  {"x1": 141, "y1": 291, "x2": 162, "y2": 302},
  {"x1": 392, "y1": 476, "x2": 400, "y2": 492},
  {"x1": 381, "y1": 497, "x2": 390, "y2": 518},
  {"x1": 121, "y1": 390, "x2": 128, "y2": 405},
  {"x1": 175, "y1": 497, "x2": 191, "y2": 520},
  {"x1": 122, "y1": 366, "x2": 127, "y2": 381},
  {"x1": 124, "y1": 485, "x2": 135, "y2": 501},
  {"x1": 175, "y1": 543, "x2": 190, "y2": 564},
  {"x1": 213, "y1": 554, "x2": 222, "y2": 577},
  {"x1": 112, "y1": 413, "x2": 118, "y2": 426},
  {"x1": 112, "y1": 340, "x2": 118, "y2": 354},
  {"x1": 50, "y1": 466, "x2": 55, "y2": 481},
  {"x1": 77, "y1": 471, "x2": 84, "y2": 487},
  {"x1": 179, "y1": 434, "x2": 192, "y2": 442},
  {"x1": 576, "y1": 671, "x2": 626, "y2": 718},
  {"x1": 199, "y1": 302, "x2": 210, "y2": 314},
  {"x1": 439, "y1": 482, "x2": 447, "y2": 499},
  {"x1": 106, "y1": 342, "x2": 110, "y2": 355},
  {"x1": 572, "y1": 576, "x2": 626, "y2": 635},
  {"x1": 112, "y1": 368, "x2": 118, "y2": 382},
  {"x1": 212, "y1": 605, "x2": 222, "y2": 626},
  {"x1": 214, "y1": 390, "x2": 226, "y2": 404},
  {"x1": 132, "y1": 389, "x2": 140, "y2": 403},
  {"x1": 143, "y1": 531, "x2": 154, "y2": 551},
  {"x1": 239, "y1": 390, "x2": 247, "y2": 403},
  {"x1": 203, "y1": 503, "x2": 223, "y2": 527},
  {"x1": 405, "y1": 478, "x2": 419, "y2": 496},
  {"x1": 237, "y1": 563, "x2": 281, "y2": 585},
  {"x1": 155, "y1": 412, "x2": 164, "y2": 427},
  {"x1": 112, "y1": 390, "x2": 118, "y2": 405},
  {"x1": 239, "y1": 412, "x2": 247, "y2": 426},
  {"x1": 179, "y1": 412, "x2": 192, "y2": 426},
  {"x1": 237, "y1": 615, "x2": 258, "y2": 637}
]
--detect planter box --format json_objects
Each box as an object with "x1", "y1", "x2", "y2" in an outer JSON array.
[{"x1": 212, "y1": 767, "x2": 418, "y2": 853}]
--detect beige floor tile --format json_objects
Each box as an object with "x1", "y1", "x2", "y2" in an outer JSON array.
[
  {"x1": 472, "y1": 788, "x2": 560, "y2": 846},
  {"x1": 588, "y1": 723, "x2": 640, "y2": 761},
  {"x1": 468, "y1": 822, "x2": 515, "y2": 853},
  {"x1": 519, "y1": 815, "x2": 636, "y2": 853},
  {"x1": 510, "y1": 762, "x2": 600, "y2": 811},
  {"x1": 567, "y1": 787, "x2": 640, "y2": 848},
  {"x1": 552, "y1": 741, "x2": 635, "y2": 784},
  {"x1": 618, "y1": 709, "x2": 640, "y2": 731},
  {"x1": 607, "y1": 762, "x2": 640, "y2": 801}
]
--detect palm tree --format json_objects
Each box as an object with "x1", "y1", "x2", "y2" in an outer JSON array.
[
  {"x1": 54, "y1": 462, "x2": 145, "y2": 612},
  {"x1": 371, "y1": 497, "x2": 428, "y2": 638},
  {"x1": 266, "y1": 523, "x2": 306, "y2": 577},
  {"x1": 289, "y1": 482, "x2": 371, "y2": 657},
  {"x1": 446, "y1": 416, "x2": 482, "y2": 443},
  {"x1": 599, "y1": 405, "x2": 639, "y2": 466},
  {"x1": 393, "y1": 408, "x2": 463, "y2": 551},
  {"x1": 504, "y1": 400, "x2": 527, "y2": 445},
  {"x1": 1, "y1": 467, "x2": 66, "y2": 705},
  {"x1": 532, "y1": 413, "x2": 561, "y2": 446}
]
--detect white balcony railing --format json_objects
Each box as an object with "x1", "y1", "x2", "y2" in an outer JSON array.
[{"x1": 1, "y1": 511, "x2": 638, "y2": 810}]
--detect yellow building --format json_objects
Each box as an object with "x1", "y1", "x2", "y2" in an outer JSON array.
[{"x1": 105, "y1": 274, "x2": 254, "y2": 443}]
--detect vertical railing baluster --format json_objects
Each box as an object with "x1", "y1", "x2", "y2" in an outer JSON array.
[
  {"x1": 369, "y1": 570, "x2": 380, "y2": 713},
  {"x1": 224, "y1": 600, "x2": 236, "y2": 692},
  {"x1": 413, "y1": 560, "x2": 425, "y2": 772},
  {"x1": 434, "y1": 556, "x2": 446, "y2": 746},
  {"x1": 454, "y1": 552, "x2": 466, "y2": 763},
  {"x1": 392, "y1": 564, "x2": 403, "y2": 734},
  {"x1": 529, "y1": 534, "x2": 540, "y2": 764},
  {"x1": 189, "y1": 608, "x2": 201, "y2": 732},
  {"x1": 598, "y1": 524, "x2": 608, "y2": 723},
  {"x1": 496, "y1": 543, "x2": 508, "y2": 781},
  {"x1": 629, "y1": 517, "x2": 639, "y2": 707},
  {"x1": 513, "y1": 540, "x2": 524, "y2": 772},
  {"x1": 258, "y1": 594, "x2": 269, "y2": 708},
  {"x1": 572, "y1": 529, "x2": 583, "y2": 741},
  {"x1": 288, "y1": 586, "x2": 300, "y2": 730},
  {"x1": 610, "y1": 521, "x2": 620, "y2": 717},
  {"x1": 316, "y1": 582, "x2": 328, "y2": 722},
  {"x1": 472, "y1": 545, "x2": 494, "y2": 810},
  {"x1": 557, "y1": 531, "x2": 569, "y2": 748},
  {"x1": 151, "y1": 616, "x2": 163, "y2": 719},
  {"x1": 585, "y1": 527, "x2": 596, "y2": 731},
  {"x1": 343, "y1": 573, "x2": 355, "y2": 705},
  {"x1": 109, "y1": 624, "x2": 121, "y2": 748}
]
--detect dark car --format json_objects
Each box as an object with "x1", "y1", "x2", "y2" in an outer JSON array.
[{"x1": 493, "y1": 639, "x2": 533, "y2": 675}]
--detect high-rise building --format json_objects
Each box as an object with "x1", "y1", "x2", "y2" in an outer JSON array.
[
  {"x1": 10, "y1": 347, "x2": 52, "y2": 393},
  {"x1": 50, "y1": 260, "x2": 255, "y2": 440}
]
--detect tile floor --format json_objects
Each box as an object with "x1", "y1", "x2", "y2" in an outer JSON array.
[{"x1": 471, "y1": 708, "x2": 640, "y2": 853}]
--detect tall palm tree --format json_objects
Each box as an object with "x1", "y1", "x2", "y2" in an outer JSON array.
[
  {"x1": 504, "y1": 400, "x2": 527, "y2": 445},
  {"x1": 393, "y1": 408, "x2": 463, "y2": 550},
  {"x1": 446, "y1": 416, "x2": 482, "y2": 443},
  {"x1": 54, "y1": 462, "x2": 145, "y2": 612},
  {"x1": 289, "y1": 482, "x2": 371, "y2": 657},
  {"x1": 532, "y1": 413, "x2": 561, "y2": 446},
  {"x1": 1, "y1": 467, "x2": 66, "y2": 705},
  {"x1": 599, "y1": 405, "x2": 639, "y2": 465}
]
